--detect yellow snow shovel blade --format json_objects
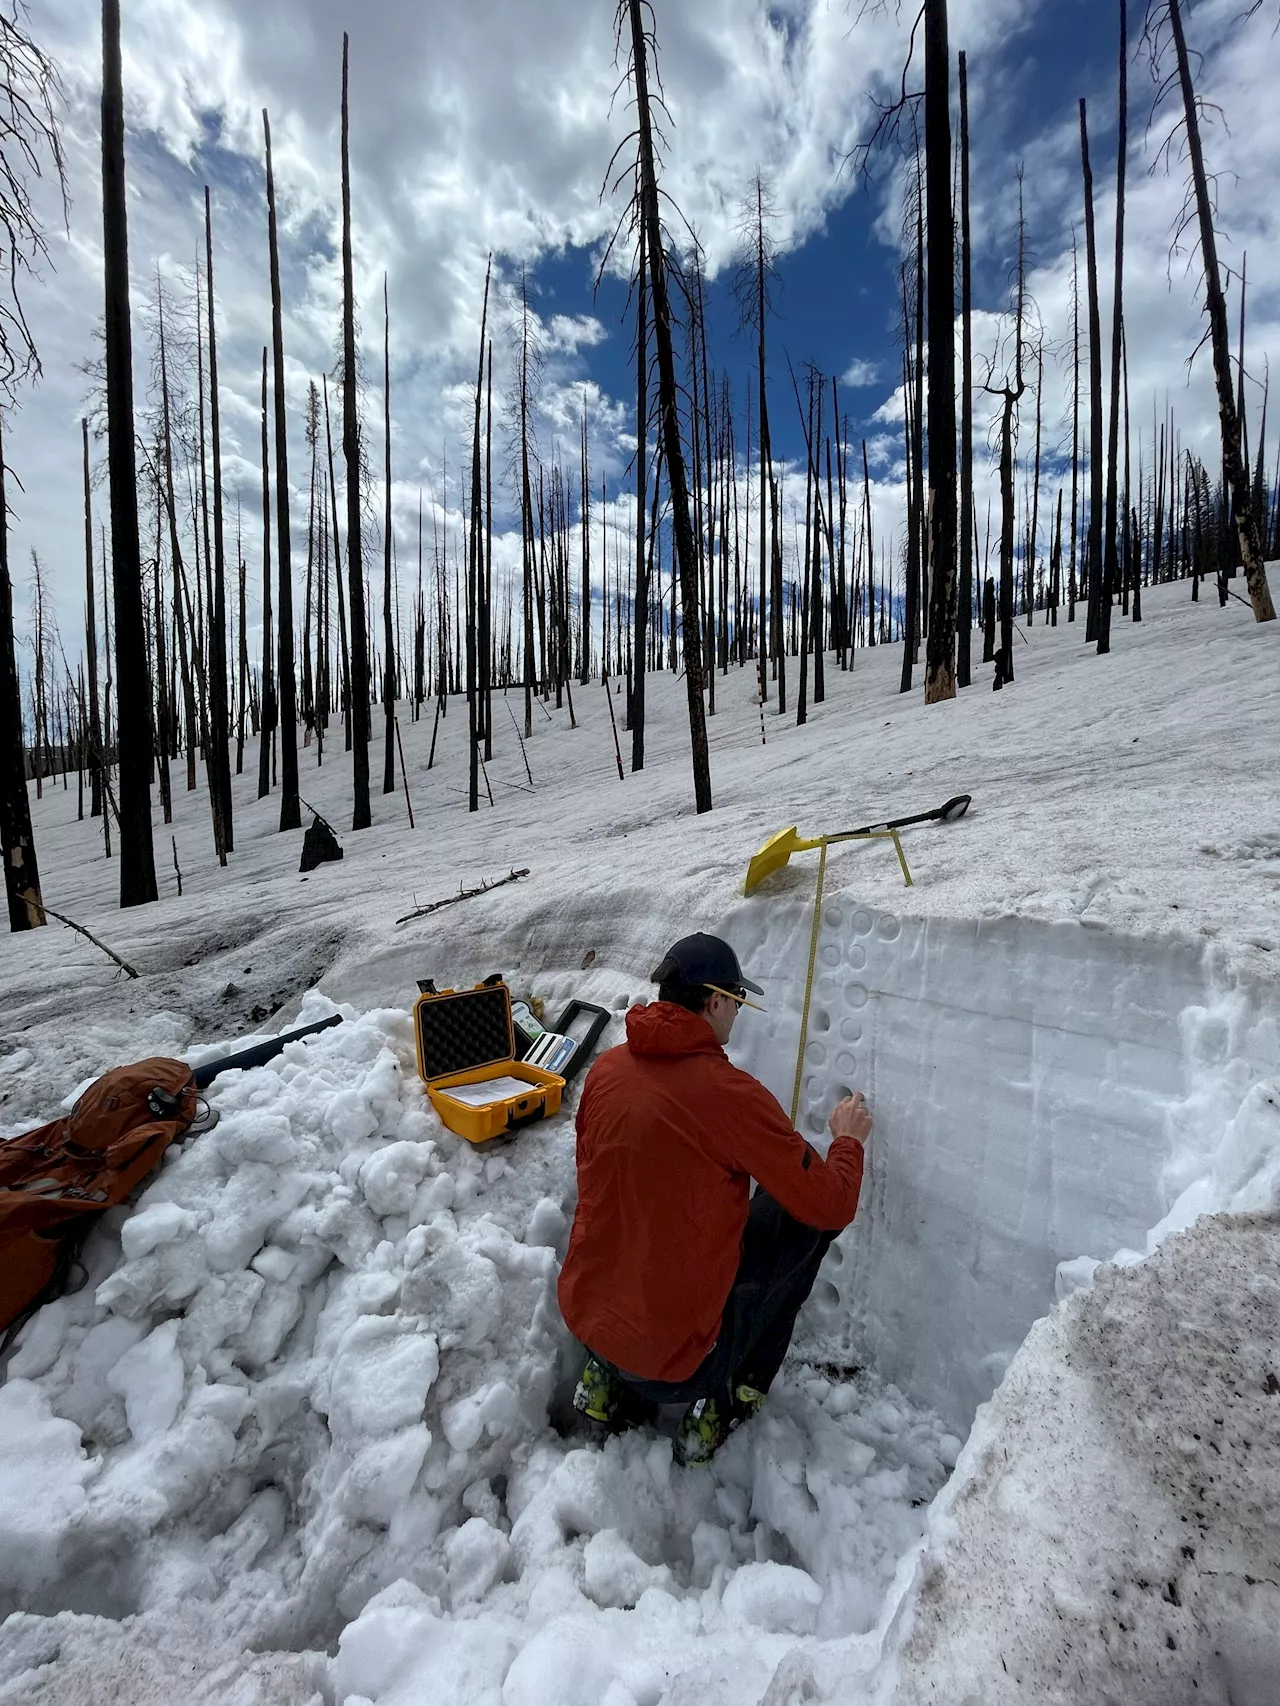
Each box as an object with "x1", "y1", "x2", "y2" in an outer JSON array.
[
  {"x1": 744, "y1": 826, "x2": 827, "y2": 895},
  {"x1": 745, "y1": 824, "x2": 915, "y2": 895}
]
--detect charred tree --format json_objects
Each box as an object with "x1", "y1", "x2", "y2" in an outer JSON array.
[
  {"x1": 264, "y1": 111, "x2": 301, "y2": 829},
  {"x1": 922, "y1": 0, "x2": 958, "y2": 702},
  {"x1": 101, "y1": 0, "x2": 156, "y2": 906},
  {"x1": 623, "y1": 0, "x2": 711, "y2": 811},
  {"x1": 957, "y1": 49, "x2": 973, "y2": 688},
  {"x1": 1081, "y1": 99, "x2": 1105, "y2": 638},
  {"x1": 383, "y1": 273, "x2": 396, "y2": 795},
  {"x1": 0, "y1": 417, "x2": 43, "y2": 928},
  {"x1": 82, "y1": 418, "x2": 103, "y2": 814},
  {"x1": 1158, "y1": 0, "x2": 1274, "y2": 621},
  {"x1": 341, "y1": 34, "x2": 372, "y2": 828},
  {"x1": 204, "y1": 188, "x2": 232, "y2": 860},
  {"x1": 257, "y1": 347, "x2": 275, "y2": 800},
  {"x1": 631, "y1": 207, "x2": 650, "y2": 770},
  {"x1": 1098, "y1": 0, "x2": 1127, "y2": 654}
]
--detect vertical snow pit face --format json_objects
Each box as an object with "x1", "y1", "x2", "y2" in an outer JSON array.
[{"x1": 727, "y1": 904, "x2": 1232, "y2": 1435}]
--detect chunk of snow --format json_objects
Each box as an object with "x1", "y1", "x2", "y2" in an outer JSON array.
[
  {"x1": 501, "y1": 1615, "x2": 667, "y2": 1706},
  {"x1": 720, "y1": 1561, "x2": 823, "y2": 1635},
  {"x1": 332, "y1": 1585, "x2": 516, "y2": 1705},
  {"x1": 445, "y1": 1515, "x2": 511, "y2": 1605},
  {"x1": 324, "y1": 1316, "x2": 439, "y2": 1445},
  {"x1": 121, "y1": 1201, "x2": 199, "y2": 1259},
  {"x1": 213, "y1": 1109, "x2": 298, "y2": 1166},
  {"x1": 342, "y1": 1425, "x2": 431, "y2": 1526},
  {"x1": 105, "y1": 1319, "x2": 186, "y2": 1444},
  {"x1": 582, "y1": 1529, "x2": 673, "y2": 1608},
  {"x1": 0, "y1": 1380, "x2": 98, "y2": 1596},
  {"x1": 441, "y1": 1380, "x2": 519, "y2": 1451},
  {"x1": 525, "y1": 1197, "x2": 567, "y2": 1248},
  {"x1": 326, "y1": 1086, "x2": 381, "y2": 1145},
  {"x1": 360, "y1": 1140, "x2": 433, "y2": 1217},
  {"x1": 1054, "y1": 1255, "x2": 1100, "y2": 1301}
]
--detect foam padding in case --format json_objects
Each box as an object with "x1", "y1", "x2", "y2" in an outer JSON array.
[{"x1": 415, "y1": 986, "x2": 514, "y2": 1081}]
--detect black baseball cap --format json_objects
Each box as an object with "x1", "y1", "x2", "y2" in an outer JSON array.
[{"x1": 651, "y1": 933, "x2": 764, "y2": 997}]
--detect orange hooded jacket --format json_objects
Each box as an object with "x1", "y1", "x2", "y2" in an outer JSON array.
[{"x1": 557, "y1": 1001, "x2": 864, "y2": 1383}]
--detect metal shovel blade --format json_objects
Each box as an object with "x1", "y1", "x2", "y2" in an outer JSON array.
[{"x1": 744, "y1": 826, "x2": 825, "y2": 895}]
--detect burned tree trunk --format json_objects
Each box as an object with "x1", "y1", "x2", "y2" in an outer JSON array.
[
  {"x1": 0, "y1": 418, "x2": 44, "y2": 929},
  {"x1": 264, "y1": 111, "x2": 301, "y2": 829},
  {"x1": 631, "y1": 210, "x2": 649, "y2": 771},
  {"x1": 957, "y1": 49, "x2": 973, "y2": 689},
  {"x1": 1081, "y1": 99, "x2": 1105, "y2": 639},
  {"x1": 1165, "y1": 0, "x2": 1274, "y2": 621},
  {"x1": 625, "y1": 0, "x2": 711, "y2": 812},
  {"x1": 341, "y1": 34, "x2": 372, "y2": 828},
  {"x1": 204, "y1": 188, "x2": 232, "y2": 861},
  {"x1": 82, "y1": 418, "x2": 103, "y2": 815},
  {"x1": 383, "y1": 273, "x2": 397, "y2": 796},
  {"x1": 1098, "y1": 0, "x2": 1127, "y2": 654},
  {"x1": 923, "y1": 0, "x2": 958, "y2": 703},
  {"x1": 257, "y1": 347, "x2": 275, "y2": 801},
  {"x1": 102, "y1": 0, "x2": 156, "y2": 907}
]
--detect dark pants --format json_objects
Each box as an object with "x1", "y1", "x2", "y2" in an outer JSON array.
[{"x1": 603, "y1": 1191, "x2": 836, "y2": 1406}]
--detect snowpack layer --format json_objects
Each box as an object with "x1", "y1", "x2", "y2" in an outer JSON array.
[{"x1": 1, "y1": 580, "x2": 1278, "y2": 1702}]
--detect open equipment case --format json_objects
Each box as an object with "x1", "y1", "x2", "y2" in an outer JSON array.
[{"x1": 414, "y1": 977, "x2": 610, "y2": 1144}]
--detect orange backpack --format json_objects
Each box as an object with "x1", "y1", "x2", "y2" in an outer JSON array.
[{"x1": 0, "y1": 1057, "x2": 198, "y2": 1340}]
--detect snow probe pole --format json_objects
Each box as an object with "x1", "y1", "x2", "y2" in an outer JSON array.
[{"x1": 790, "y1": 840, "x2": 828, "y2": 1126}]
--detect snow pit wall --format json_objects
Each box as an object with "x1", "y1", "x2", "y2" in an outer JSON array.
[{"x1": 724, "y1": 900, "x2": 1277, "y2": 1436}]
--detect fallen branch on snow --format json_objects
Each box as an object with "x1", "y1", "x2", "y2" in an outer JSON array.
[
  {"x1": 395, "y1": 868, "x2": 531, "y2": 926},
  {"x1": 39, "y1": 905, "x2": 139, "y2": 978}
]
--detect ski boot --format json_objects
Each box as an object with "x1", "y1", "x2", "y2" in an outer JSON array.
[
  {"x1": 572, "y1": 1355, "x2": 657, "y2": 1434},
  {"x1": 673, "y1": 1383, "x2": 767, "y2": 1468}
]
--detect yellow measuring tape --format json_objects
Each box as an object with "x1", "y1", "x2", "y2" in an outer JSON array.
[{"x1": 787, "y1": 828, "x2": 911, "y2": 1127}]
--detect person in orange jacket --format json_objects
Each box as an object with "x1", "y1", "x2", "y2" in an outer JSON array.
[{"x1": 558, "y1": 931, "x2": 871, "y2": 1466}]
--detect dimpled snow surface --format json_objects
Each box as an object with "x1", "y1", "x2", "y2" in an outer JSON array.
[{"x1": 0, "y1": 581, "x2": 1278, "y2": 1705}]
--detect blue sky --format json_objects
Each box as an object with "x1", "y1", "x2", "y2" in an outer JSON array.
[{"x1": 523, "y1": 0, "x2": 1133, "y2": 488}]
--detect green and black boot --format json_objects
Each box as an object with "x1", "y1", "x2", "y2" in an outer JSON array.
[
  {"x1": 572, "y1": 1355, "x2": 658, "y2": 1434},
  {"x1": 673, "y1": 1383, "x2": 767, "y2": 1468}
]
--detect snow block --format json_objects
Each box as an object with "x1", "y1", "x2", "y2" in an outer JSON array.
[{"x1": 719, "y1": 1560, "x2": 823, "y2": 1634}]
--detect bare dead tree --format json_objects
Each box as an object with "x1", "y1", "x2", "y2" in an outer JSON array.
[
  {"x1": 921, "y1": 0, "x2": 957, "y2": 703},
  {"x1": 1145, "y1": 0, "x2": 1275, "y2": 621},
  {"x1": 203, "y1": 187, "x2": 232, "y2": 861},
  {"x1": 0, "y1": 3, "x2": 66, "y2": 398},
  {"x1": 0, "y1": 414, "x2": 41, "y2": 927},
  {"x1": 466, "y1": 258, "x2": 491, "y2": 813},
  {"x1": 264, "y1": 109, "x2": 301, "y2": 828},
  {"x1": 982, "y1": 171, "x2": 1033, "y2": 687},
  {"x1": 102, "y1": 0, "x2": 156, "y2": 906},
  {"x1": 1080, "y1": 98, "x2": 1105, "y2": 640},
  {"x1": 341, "y1": 33, "x2": 372, "y2": 828},
  {"x1": 733, "y1": 173, "x2": 780, "y2": 711},
  {"x1": 957, "y1": 48, "x2": 973, "y2": 687},
  {"x1": 81, "y1": 417, "x2": 102, "y2": 813},
  {"x1": 383, "y1": 272, "x2": 396, "y2": 795},
  {"x1": 617, "y1": 0, "x2": 711, "y2": 812},
  {"x1": 1098, "y1": 0, "x2": 1128, "y2": 655}
]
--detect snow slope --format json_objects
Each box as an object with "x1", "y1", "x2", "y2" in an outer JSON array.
[{"x1": 0, "y1": 579, "x2": 1277, "y2": 1704}]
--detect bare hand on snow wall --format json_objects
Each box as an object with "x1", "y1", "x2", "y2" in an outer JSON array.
[{"x1": 829, "y1": 1092, "x2": 872, "y2": 1147}]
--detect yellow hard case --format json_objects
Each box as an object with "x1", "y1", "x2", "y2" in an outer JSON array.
[{"x1": 413, "y1": 980, "x2": 564, "y2": 1144}]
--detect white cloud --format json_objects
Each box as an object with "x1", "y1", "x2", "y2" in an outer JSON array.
[{"x1": 841, "y1": 357, "x2": 880, "y2": 388}]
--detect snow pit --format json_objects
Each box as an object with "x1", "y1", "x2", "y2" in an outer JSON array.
[
  {"x1": 729, "y1": 898, "x2": 1280, "y2": 1433},
  {"x1": 0, "y1": 908, "x2": 1276, "y2": 1705}
]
